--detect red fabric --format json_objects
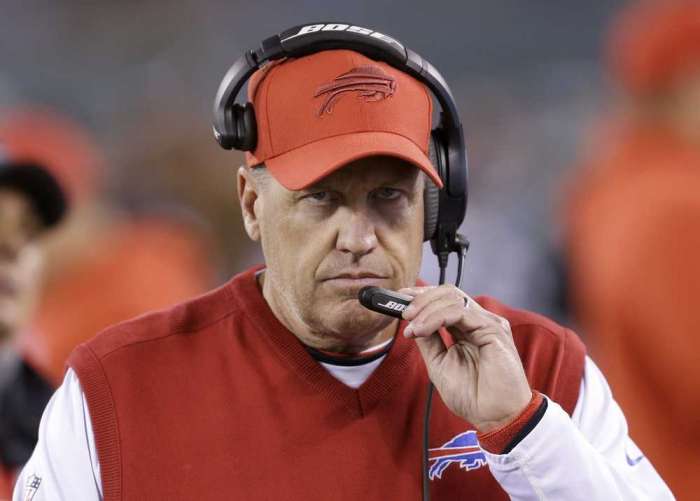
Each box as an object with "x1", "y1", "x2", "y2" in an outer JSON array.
[
  {"x1": 68, "y1": 266, "x2": 585, "y2": 501},
  {"x1": 244, "y1": 50, "x2": 442, "y2": 190},
  {"x1": 0, "y1": 464, "x2": 16, "y2": 500},
  {"x1": 477, "y1": 391, "x2": 544, "y2": 454},
  {"x1": 607, "y1": 0, "x2": 700, "y2": 94},
  {"x1": 0, "y1": 107, "x2": 103, "y2": 203}
]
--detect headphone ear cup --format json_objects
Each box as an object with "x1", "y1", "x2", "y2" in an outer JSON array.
[
  {"x1": 215, "y1": 106, "x2": 236, "y2": 150},
  {"x1": 240, "y1": 102, "x2": 258, "y2": 151},
  {"x1": 423, "y1": 134, "x2": 443, "y2": 242},
  {"x1": 228, "y1": 103, "x2": 258, "y2": 151},
  {"x1": 423, "y1": 182, "x2": 439, "y2": 242}
]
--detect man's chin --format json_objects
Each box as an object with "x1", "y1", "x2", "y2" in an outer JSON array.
[{"x1": 316, "y1": 299, "x2": 396, "y2": 340}]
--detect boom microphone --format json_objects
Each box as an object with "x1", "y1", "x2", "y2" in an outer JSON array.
[{"x1": 358, "y1": 286, "x2": 412, "y2": 318}]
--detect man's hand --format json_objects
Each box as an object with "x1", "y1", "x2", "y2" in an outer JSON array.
[{"x1": 400, "y1": 285, "x2": 532, "y2": 433}]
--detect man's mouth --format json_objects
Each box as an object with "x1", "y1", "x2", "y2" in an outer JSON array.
[
  {"x1": 322, "y1": 272, "x2": 389, "y2": 289},
  {"x1": 328, "y1": 272, "x2": 386, "y2": 280}
]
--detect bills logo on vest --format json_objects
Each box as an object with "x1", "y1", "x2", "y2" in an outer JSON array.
[{"x1": 428, "y1": 431, "x2": 487, "y2": 480}]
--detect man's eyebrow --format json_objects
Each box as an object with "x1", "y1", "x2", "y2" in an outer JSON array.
[
  {"x1": 380, "y1": 173, "x2": 419, "y2": 186},
  {"x1": 304, "y1": 169, "x2": 420, "y2": 191},
  {"x1": 301, "y1": 180, "x2": 331, "y2": 190},
  {"x1": 363, "y1": 173, "x2": 421, "y2": 190}
]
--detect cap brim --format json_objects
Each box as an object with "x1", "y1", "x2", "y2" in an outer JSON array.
[
  {"x1": 263, "y1": 131, "x2": 443, "y2": 190},
  {"x1": 0, "y1": 162, "x2": 68, "y2": 228}
]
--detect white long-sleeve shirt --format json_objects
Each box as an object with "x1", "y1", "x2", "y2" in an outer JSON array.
[{"x1": 13, "y1": 356, "x2": 673, "y2": 500}]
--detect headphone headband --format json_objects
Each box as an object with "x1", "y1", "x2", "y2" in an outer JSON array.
[{"x1": 213, "y1": 22, "x2": 468, "y2": 254}]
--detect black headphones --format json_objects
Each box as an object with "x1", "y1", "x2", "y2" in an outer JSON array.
[{"x1": 212, "y1": 22, "x2": 469, "y2": 265}]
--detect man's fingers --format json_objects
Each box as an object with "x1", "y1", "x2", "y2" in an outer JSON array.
[
  {"x1": 399, "y1": 286, "x2": 510, "y2": 346},
  {"x1": 403, "y1": 286, "x2": 464, "y2": 318},
  {"x1": 404, "y1": 296, "x2": 458, "y2": 323},
  {"x1": 397, "y1": 286, "x2": 431, "y2": 296},
  {"x1": 405, "y1": 303, "x2": 468, "y2": 338},
  {"x1": 399, "y1": 285, "x2": 485, "y2": 314}
]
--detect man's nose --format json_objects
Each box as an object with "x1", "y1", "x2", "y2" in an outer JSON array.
[{"x1": 335, "y1": 209, "x2": 378, "y2": 258}]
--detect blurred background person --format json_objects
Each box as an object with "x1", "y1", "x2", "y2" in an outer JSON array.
[
  {"x1": 0, "y1": 108, "x2": 219, "y2": 387},
  {"x1": 564, "y1": 1, "x2": 700, "y2": 498},
  {"x1": 0, "y1": 147, "x2": 67, "y2": 497},
  {"x1": 0, "y1": 107, "x2": 219, "y2": 495}
]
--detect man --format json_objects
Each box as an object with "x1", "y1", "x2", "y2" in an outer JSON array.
[
  {"x1": 0, "y1": 147, "x2": 67, "y2": 497},
  {"x1": 565, "y1": 1, "x2": 700, "y2": 498},
  {"x1": 16, "y1": 40, "x2": 672, "y2": 500}
]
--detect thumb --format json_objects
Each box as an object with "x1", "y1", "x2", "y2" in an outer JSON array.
[{"x1": 413, "y1": 331, "x2": 447, "y2": 367}]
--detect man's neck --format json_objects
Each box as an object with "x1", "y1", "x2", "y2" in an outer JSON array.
[{"x1": 256, "y1": 269, "x2": 397, "y2": 353}]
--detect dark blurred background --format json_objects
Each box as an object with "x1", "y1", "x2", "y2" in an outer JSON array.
[
  {"x1": 5, "y1": 2, "x2": 700, "y2": 497},
  {"x1": 0, "y1": 0, "x2": 624, "y2": 319}
]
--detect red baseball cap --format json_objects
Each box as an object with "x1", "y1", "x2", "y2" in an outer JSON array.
[
  {"x1": 244, "y1": 49, "x2": 443, "y2": 189},
  {"x1": 0, "y1": 107, "x2": 103, "y2": 204},
  {"x1": 607, "y1": 0, "x2": 700, "y2": 95}
]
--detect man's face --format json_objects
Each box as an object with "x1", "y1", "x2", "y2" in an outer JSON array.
[
  {"x1": 0, "y1": 188, "x2": 43, "y2": 342},
  {"x1": 248, "y1": 156, "x2": 425, "y2": 347}
]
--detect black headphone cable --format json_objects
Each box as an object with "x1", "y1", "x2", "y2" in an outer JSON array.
[{"x1": 422, "y1": 238, "x2": 468, "y2": 501}]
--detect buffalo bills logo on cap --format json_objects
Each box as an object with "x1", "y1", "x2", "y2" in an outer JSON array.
[
  {"x1": 314, "y1": 66, "x2": 397, "y2": 116},
  {"x1": 428, "y1": 430, "x2": 487, "y2": 480}
]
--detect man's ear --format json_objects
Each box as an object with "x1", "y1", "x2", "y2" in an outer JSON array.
[{"x1": 237, "y1": 166, "x2": 261, "y2": 241}]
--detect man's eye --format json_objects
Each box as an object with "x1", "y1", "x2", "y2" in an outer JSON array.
[
  {"x1": 304, "y1": 191, "x2": 334, "y2": 203},
  {"x1": 373, "y1": 187, "x2": 402, "y2": 201}
]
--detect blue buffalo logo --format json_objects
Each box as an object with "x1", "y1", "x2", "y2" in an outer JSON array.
[{"x1": 428, "y1": 430, "x2": 487, "y2": 480}]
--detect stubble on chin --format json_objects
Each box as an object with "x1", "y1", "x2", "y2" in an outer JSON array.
[{"x1": 305, "y1": 297, "x2": 393, "y2": 344}]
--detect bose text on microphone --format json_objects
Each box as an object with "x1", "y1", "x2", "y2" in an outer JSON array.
[{"x1": 358, "y1": 286, "x2": 413, "y2": 319}]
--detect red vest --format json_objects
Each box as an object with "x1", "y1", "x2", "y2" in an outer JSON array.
[{"x1": 69, "y1": 266, "x2": 585, "y2": 500}]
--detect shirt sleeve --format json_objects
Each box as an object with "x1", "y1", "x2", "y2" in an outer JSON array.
[
  {"x1": 12, "y1": 368, "x2": 102, "y2": 501},
  {"x1": 484, "y1": 356, "x2": 674, "y2": 500}
]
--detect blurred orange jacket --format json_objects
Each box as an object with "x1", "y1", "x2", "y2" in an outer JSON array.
[{"x1": 566, "y1": 123, "x2": 700, "y2": 499}]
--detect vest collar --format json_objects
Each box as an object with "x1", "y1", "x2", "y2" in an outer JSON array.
[{"x1": 229, "y1": 265, "x2": 424, "y2": 417}]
